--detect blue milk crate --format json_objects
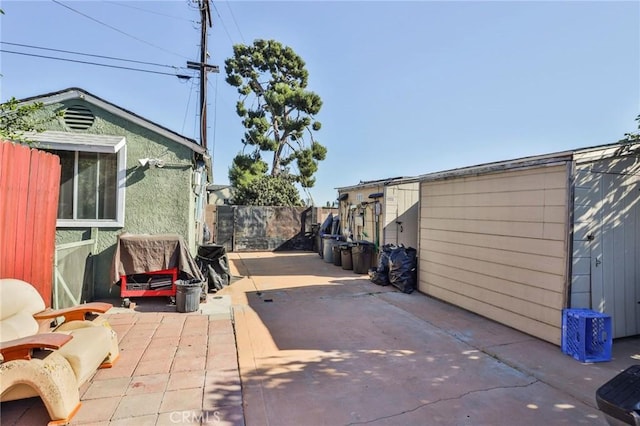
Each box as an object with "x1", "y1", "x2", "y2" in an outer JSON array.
[{"x1": 562, "y1": 308, "x2": 612, "y2": 363}]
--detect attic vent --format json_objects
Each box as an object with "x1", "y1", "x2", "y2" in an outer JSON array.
[{"x1": 63, "y1": 105, "x2": 95, "y2": 130}]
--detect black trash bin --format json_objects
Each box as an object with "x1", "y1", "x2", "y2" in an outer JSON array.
[
  {"x1": 352, "y1": 241, "x2": 374, "y2": 274},
  {"x1": 196, "y1": 244, "x2": 231, "y2": 293},
  {"x1": 176, "y1": 279, "x2": 202, "y2": 313},
  {"x1": 340, "y1": 243, "x2": 353, "y2": 270},
  {"x1": 596, "y1": 364, "x2": 640, "y2": 425},
  {"x1": 332, "y1": 244, "x2": 342, "y2": 267}
]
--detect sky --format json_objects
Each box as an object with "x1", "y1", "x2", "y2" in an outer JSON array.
[{"x1": 1, "y1": 1, "x2": 639, "y2": 206}]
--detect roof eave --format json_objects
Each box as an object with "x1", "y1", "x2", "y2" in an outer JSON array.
[{"x1": 18, "y1": 88, "x2": 206, "y2": 155}]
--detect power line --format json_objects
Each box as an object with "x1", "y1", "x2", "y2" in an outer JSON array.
[
  {"x1": 1, "y1": 42, "x2": 182, "y2": 70},
  {"x1": 182, "y1": 76, "x2": 197, "y2": 136},
  {"x1": 224, "y1": 1, "x2": 245, "y2": 43},
  {"x1": 103, "y1": 1, "x2": 197, "y2": 23},
  {"x1": 208, "y1": 76, "x2": 218, "y2": 156},
  {"x1": 210, "y1": 2, "x2": 235, "y2": 45},
  {"x1": 0, "y1": 49, "x2": 193, "y2": 79},
  {"x1": 51, "y1": 0, "x2": 190, "y2": 60}
]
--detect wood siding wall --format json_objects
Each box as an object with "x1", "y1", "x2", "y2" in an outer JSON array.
[
  {"x1": 419, "y1": 165, "x2": 570, "y2": 345},
  {"x1": 0, "y1": 142, "x2": 61, "y2": 307}
]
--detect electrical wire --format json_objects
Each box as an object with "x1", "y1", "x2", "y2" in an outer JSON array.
[
  {"x1": 0, "y1": 49, "x2": 192, "y2": 79},
  {"x1": 210, "y1": 2, "x2": 235, "y2": 45},
  {"x1": 208, "y1": 75, "x2": 218, "y2": 157},
  {"x1": 182, "y1": 76, "x2": 197, "y2": 136},
  {"x1": 1, "y1": 41, "x2": 182, "y2": 70},
  {"x1": 193, "y1": 83, "x2": 200, "y2": 143},
  {"x1": 103, "y1": 1, "x2": 197, "y2": 23},
  {"x1": 224, "y1": 1, "x2": 245, "y2": 43},
  {"x1": 51, "y1": 0, "x2": 190, "y2": 60}
]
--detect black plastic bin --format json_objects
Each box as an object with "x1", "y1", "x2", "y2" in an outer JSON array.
[
  {"x1": 196, "y1": 244, "x2": 231, "y2": 292},
  {"x1": 176, "y1": 279, "x2": 202, "y2": 313},
  {"x1": 352, "y1": 241, "x2": 375, "y2": 274},
  {"x1": 596, "y1": 364, "x2": 640, "y2": 425},
  {"x1": 332, "y1": 244, "x2": 342, "y2": 266},
  {"x1": 340, "y1": 243, "x2": 353, "y2": 270}
]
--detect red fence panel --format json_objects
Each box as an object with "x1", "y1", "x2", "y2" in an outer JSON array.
[{"x1": 0, "y1": 141, "x2": 60, "y2": 307}]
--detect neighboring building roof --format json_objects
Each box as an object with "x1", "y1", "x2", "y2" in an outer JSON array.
[
  {"x1": 335, "y1": 176, "x2": 418, "y2": 192},
  {"x1": 18, "y1": 87, "x2": 206, "y2": 155},
  {"x1": 206, "y1": 184, "x2": 232, "y2": 192},
  {"x1": 417, "y1": 139, "x2": 640, "y2": 183},
  {"x1": 337, "y1": 140, "x2": 639, "y2": 191}
]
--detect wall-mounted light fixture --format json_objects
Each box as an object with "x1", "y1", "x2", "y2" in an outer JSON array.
[{"x1": 138, "y1": 158, "x2": 165, "y2": 168}]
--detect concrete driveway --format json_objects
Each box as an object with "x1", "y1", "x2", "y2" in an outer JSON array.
[{"x1": 221, "y1": 251, "x2": 639, "y2": 426}]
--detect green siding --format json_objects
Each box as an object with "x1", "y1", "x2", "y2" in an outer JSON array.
[{"x1": 40, "y1": 99, "x2": 198, "y2": 299}]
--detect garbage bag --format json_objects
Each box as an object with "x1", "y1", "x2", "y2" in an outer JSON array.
[
  {"x1": 388, "y1": 246, "x2": 417, "y2": 294},
  {"x1": 196, "y1": 245, "x2": 231, "y2": 292},
  {"x1": 369, "y1": 244, "x2": 395, "y2": 286},
  {"x1": 377, "y1": 244, "x2": 396, "y2": 274},
  {"x1": 368, "y1": 267, "x2": 389, "y2": 286}
]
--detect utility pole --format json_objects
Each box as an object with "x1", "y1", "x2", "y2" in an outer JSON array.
[{"x1": 187, "y1": 0, "x2": 218, "y2": 150}]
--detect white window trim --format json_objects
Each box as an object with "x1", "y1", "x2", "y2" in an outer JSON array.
[{"x1": 28, "y1": 131, "x2": 127, "y2": 228}]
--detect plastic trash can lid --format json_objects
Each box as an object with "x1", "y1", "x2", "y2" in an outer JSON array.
[{"x1": 175, "y1": 279, "x2": 202, "y2": 287}]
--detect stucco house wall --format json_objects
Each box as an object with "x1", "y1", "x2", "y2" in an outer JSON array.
[{"x1": 23, "y1": 88, "x2": 208, "y2": 300}]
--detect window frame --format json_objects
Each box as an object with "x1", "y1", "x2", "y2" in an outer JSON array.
[{"x1": 32, "y1": 132, "x2": 127, "y2": 228}]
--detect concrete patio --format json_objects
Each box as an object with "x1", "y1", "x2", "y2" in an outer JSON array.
[{"x1": 2, "y1": 251, "x2": 639, "y2": 425}]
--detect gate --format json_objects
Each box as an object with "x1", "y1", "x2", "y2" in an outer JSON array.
[
  {"x1": 216, "y1": 205, "x2": 235, "y2": 252},
  {"x1": 54, "y1": 237, "x2": 97, "y2": 308},
  {"x1": 215, "y1": 206, "x2": 314, "y2": 252},
  {"x1": 0, "y1": 141, "x2": 61, "y2": 306}
]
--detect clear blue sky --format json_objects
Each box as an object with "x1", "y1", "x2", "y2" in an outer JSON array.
[{"x1": 1, "y1": 1, "x2": 638, "y2": 206}]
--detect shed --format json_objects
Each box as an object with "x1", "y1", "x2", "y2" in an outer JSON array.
[
  {"x1": 336, "y1": 177, "x2": 420, "y2": 249},
  {"x1": 418, "y1": 141, "x2": 640, "y2": 344}
]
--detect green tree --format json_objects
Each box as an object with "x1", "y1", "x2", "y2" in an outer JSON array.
[
  {"x1": 0, "y1": 97, "x2": 56, "y2": 143},
  {"x1": 225, "y1": 39, "x2": 327, "y2": 202},
  {"x1": 232, "y1": 175, "x2": 303, "y2": 206},
  {"x1": 623, "y1": 114, "x2": 640, "y2": 142}
]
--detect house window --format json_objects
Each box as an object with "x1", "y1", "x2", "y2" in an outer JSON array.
[
  {"x1": 52, "y1": 150, "x2": 117, "y2": 220},
  {"x1": 31, "y1": 131, "x2": 127, "y2": 228}
]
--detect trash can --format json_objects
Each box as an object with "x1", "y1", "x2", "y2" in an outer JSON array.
[
  {"x1": 332, "y1": 244, "x2": 342, "y2": 267},
  {"x1": 196, "y1": 244, "x2": 231, "y2": 293},
  {"x1": 176, "y1": 279, "x2": 202, "y2": 313},
  {"x1": 352, "y1": 241, "x2": 374, "y2": 274},
  {"x1": 322, "y1": 234, "x2": 342, "y2": 263},
  {"x1": 318, "y1": 214, "x2": 334, "y2": 258},
  {"x1": 340, "y1": 243, "x2": 353, "y2": 270}
]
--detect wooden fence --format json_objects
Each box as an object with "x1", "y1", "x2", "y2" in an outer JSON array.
[{"x1": 0, "y1": 141, "x2": 61, "y2": 307}]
